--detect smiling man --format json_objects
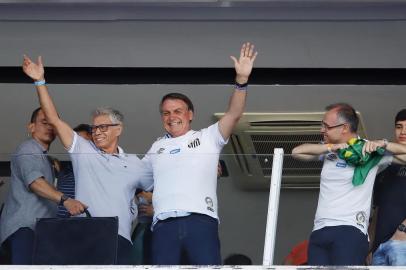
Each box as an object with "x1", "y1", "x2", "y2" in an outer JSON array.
[
  {"x1": 22, "y1": 56, "x2": 153, "y2": 265},
  {"x1": 292, "y1": 103, "x2": 406, "y2": 266},
  {"x1": 143, "y1": 43, "x2": 258, "y2": 265}
]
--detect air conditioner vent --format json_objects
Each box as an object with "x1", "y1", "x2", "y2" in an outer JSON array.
[
  {"x1": 214, "y1": 112, "x2": 367, "y2": 190},
  {"x1": 230, "y1": 134, "x2": 251, "y2": 174},
  {"x1": 251, "y1": 134, "x2": 322, "y2": 143},
  {"x1": 251, "y1": 134, "x2": 323, "y2": 177},
  {"x1": 250, "y1": 121, "x2": 320, "y2": 127}
]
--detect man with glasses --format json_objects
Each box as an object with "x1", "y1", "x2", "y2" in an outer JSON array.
[
  {"x1": 0, "y1": 108, "x2": 86, "y2": 264},
  {"x1": 22, "y1": 56, "x2": 153, "y2": 265},
  {"x1": 292, "y1": 103, "x2": 406, "y2": 266}
]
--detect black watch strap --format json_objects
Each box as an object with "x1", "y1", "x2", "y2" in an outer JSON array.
[
  {"x1": 398, "y1": 223, "x2": 406, "y2": 233},
  {"x1": 59, "y1": 194, "x2": 69, "y2": 206}
]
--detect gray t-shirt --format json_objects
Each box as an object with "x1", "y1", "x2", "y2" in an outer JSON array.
[{"x1": 0, "y1": 139, "x2": 56, "y2": 244}]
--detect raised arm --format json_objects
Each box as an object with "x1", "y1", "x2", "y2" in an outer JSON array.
[
  {"x1": 363, "y1": 139, "x2": 406, "y2": 164},
  {"x1": 292, "y1": 143, "x2": 348, "y2": 161},
  {"x1": 218, "y1": 42, "x2": 258, "y2": 140},
  {"x1": 22, "y1": 56, "x2": 74, "y2": 149}
]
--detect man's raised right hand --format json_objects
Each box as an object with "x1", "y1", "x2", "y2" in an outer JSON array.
[{"x1": 22, "y1": 55, "x2": 45, "y2": 81}]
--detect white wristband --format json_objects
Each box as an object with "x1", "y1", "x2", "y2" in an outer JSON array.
[
  {"x1": 382, "y1": 138, "x2": 389, "y2": 149},
  {"x1": 34, "y1": 80, "x2": 46, "y2": 86}
]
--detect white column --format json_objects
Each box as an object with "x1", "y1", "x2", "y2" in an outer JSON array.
[{"x1": 262, "y1": 148, "x2": 284, "y2": 266}]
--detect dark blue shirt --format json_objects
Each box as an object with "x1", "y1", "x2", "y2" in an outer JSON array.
[
  {"x1": 372, "y1": 164, "x2": 406, "y2": 251},
  {"x1": 56, "y1": 162, "x2": 75, "y2": 218}
]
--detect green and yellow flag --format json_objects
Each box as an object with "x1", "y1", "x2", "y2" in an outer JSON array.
[{"x1": 337, "y1": 138, "x2": 385, "y2": 186}]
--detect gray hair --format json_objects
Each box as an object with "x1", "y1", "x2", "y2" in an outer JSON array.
[{"x1": 92, "y1": 107, "x2": 124, "y2": 124}]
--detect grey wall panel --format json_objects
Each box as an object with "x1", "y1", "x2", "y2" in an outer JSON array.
[
  {"x1": 274, "y1": 189, "x2": 319, "y2": 265},
  {"x1": 217, "y1": 177, "x2": 270, "y2": 264},
  {"x1": 1, "y1": 21, "x2": 406, "y2": 68}
]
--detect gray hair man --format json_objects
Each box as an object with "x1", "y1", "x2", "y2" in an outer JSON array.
[{"x1": 22, "y1": 56, "x2": 153, "y2": 265}]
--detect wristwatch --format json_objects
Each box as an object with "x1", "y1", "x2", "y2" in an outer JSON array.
[
  {"x1": 59, "y1": 194, "x2": 69, "y2": 206},
  {"x1": 398, "y1": 223, "x2": 406, "y2": 233},
  {"x1": 382, "y1": 138, "x2": 389, "y2": 149}
]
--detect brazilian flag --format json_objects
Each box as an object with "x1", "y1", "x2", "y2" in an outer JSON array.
[{"x1": 337, "y1": 138, "x2": 385, "y2": 186}]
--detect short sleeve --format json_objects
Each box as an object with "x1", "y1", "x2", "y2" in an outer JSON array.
[
  {"x1": 15, "y1": 153, "x2": 47, "y2": 188},
  {"x1": 67, "y1": 131, "x2": 79, "y2": 154},
  {"x1": 67, "y1": 131, "x2": 95, "y2": 157},
  {"x1": 206, "y1": 122, "x2": 228, "y2": 149}
]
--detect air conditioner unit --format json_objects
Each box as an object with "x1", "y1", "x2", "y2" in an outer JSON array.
[{"x1": 214, "y1": 112, "x2": 367, "y2": 190}]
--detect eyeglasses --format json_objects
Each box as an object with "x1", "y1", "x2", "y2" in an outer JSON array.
[
  {"x1": 321, "y1": 121, "x2": 346, "y2": 130},
  {"x1": 90, "y1": 124, "x2": 119, "y2": 133}
]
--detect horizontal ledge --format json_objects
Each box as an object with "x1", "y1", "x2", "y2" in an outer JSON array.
[
  {"x1": 1, "y1": 3, "x2": 406, "y2": 21},
  {"x1": 2, "y1": 67, "x2": 406, "y2": 85}
]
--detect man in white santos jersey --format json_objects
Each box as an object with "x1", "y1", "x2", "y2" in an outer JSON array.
[{"x1": 144, "y1": 43, "x2": 258, "y2": 265}]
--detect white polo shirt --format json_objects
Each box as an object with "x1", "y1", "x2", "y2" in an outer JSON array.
[
  {"x1": 68, "y1": 132, "x2": 153, "y2": 241},
  {"x1": 144, "y1": 122, "x2": 227, "y2": 224},
  {"x1": 314, "y1": 152, "x2": 393, "y2": 234}
]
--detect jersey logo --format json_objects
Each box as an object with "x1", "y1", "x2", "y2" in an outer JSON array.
[
  {"x1": 336, "y1": 162, "x2": 347, "y2": 168},
  {"x1": 156, "y1": 148, "x2": 165, "y2": 154},
  {"x1": 188, "y1": 138, "x2": 201, "y2": 148},
  {"x1": 326, "y1": 153, "x2": 337, "y2": 161},
  {"x1": 170, "y1": 148, "x2": 181, "y2": 154},
  {"x1": 398, "y1": 167, "x2": 406, "y2": 177},
  {"x1": 356, "y1": 211, "x2": 366, "y2": 228},
  {"x1": 205, "y1": 197, "x2": 214, "y2": 212}
]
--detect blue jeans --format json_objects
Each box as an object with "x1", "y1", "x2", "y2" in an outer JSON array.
[
  {"x1": 308, "y1": 225, "x2": 368, "y2": 266},
  {"x1": 5, "y1": 227, "x2": 35, "y2": 265},
  {"x1": 372, "y1": 240, "x2": 406, "y2": 266},
  {"x1": 151, "y1": 213, "x2": 221, "y2": 265}
]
